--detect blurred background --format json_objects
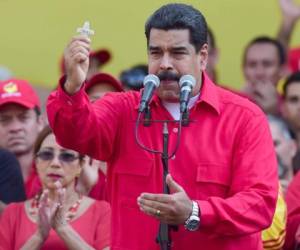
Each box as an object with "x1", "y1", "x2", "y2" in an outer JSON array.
[{"x1": 0, "y1": 0, "x2": 299, "y2": 91}]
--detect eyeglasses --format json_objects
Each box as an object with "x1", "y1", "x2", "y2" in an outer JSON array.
[{"x1": 36, "y1": 150, "x2": 80, "y2": 163}]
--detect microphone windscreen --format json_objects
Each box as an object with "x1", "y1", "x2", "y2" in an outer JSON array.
[
  {"x1": 179, "y1": 75, "x2": 196, "y2": 88},
  {"x1": 143, "y1": 74, "x2": 160, "y2": 88}
]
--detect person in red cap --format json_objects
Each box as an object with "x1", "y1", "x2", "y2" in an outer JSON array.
[
  {"x1": 60, "y1": 48, "x2": 111, "y2": 81},
  {"x1": 75, "y1": 73, "x2": 123, "y2": 201},
  {"x1": 85, "y1": 72, "x2": 123, "y2": 102},
  {"x1": 0, "y1": 79, "x2": 44, "y2": 202}
]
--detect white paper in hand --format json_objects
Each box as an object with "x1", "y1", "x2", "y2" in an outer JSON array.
[{"x1": 76, "y1": 21, "x2": 95, "y2": 37}]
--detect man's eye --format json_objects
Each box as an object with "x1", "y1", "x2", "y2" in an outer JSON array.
[
  {"x1": 288, "y1": 96, "x2": 300, "y2": 103},
  {"x1": 0, "y1": 116, "x2": 11, "y2": 123}
]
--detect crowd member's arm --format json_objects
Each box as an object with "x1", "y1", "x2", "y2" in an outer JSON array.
[
  {"x1": 47, "y1": 36, "x2": 122, "y2": 161},
  {"x1": 0, "y1": 149, "x2": 26, "y2": 209},
  {"x1": 55, "y1": 225, "x2": 97, "y2": 250},
  {"x1": 139, "y1": 113, "x2": 278, "y2": 235},
  {"x1": 20, "y1": 232, "x2": 45, "y2": 250},
  {"x1": 276, "y1": 0, "x2": 300, "y2": 50},
  {"x1": 261, "y1": 188, "x2": 287, "y2": 250}
]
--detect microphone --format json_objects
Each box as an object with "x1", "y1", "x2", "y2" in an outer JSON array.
[
  {"x1": 138, "y1": 74, "x2": 160, "y2": 113},
  {"x1": 179, "y1": 75, "x2": 196, "y2": 113}
]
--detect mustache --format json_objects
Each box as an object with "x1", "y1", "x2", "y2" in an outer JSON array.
[{"x1": 157, "y1": 71, "x2": 180, "y2": 82}]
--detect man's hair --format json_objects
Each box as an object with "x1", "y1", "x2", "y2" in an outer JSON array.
[
  {"x1": 34, "y1": 106, "x2": 41, "y2": 116},
  {"x1": 243, "y1": 36, "x2": 286, "y2": 66},
  {"x1": 283, "y1": 71, "x2": 300, "y2": 98},
  {"x1": 145, "y1": 3, "x2": 207, "y2": 52}
]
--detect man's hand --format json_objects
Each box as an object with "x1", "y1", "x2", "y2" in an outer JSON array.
[
  {"x1": 137, "y1": 174, "x2": 193, "y2": 225},
  {"x1": 246, "y1": 81, "x2": 279, "y2": 114},
  {"x1": 77, "y1": 157, "x2": 101, "y2": 194},
  {"x1": 64, "y1": 35, "x2": 91, "y2": 94}
]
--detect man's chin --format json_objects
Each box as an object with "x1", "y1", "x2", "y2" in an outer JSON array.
[{"x1": 159, "y1": 93, "x2": 179, "y2": 102}]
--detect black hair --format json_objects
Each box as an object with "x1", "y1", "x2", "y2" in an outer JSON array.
[
  {"x1": 283, "y1": 71, "x2": 300, "y2": 98},
  {"x1": 120, "y1": 64, "x2": 148, "y2": 91},
  {"x1": 145, "y1": 3, "x2": 207, "y2": 52},
  {"x1": 34, "y1": 106, "x2": 41, "y2": 116},
  {"x1": 243, "y1": 36, "x2": 286, "y2": 66}
]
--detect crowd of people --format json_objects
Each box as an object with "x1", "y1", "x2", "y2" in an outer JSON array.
[{"x1": 1, "y1": 0, "x2": 300, "y2": 249}]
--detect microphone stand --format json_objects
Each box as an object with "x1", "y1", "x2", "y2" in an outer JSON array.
[
  {"x1": 156, "y1": 122, "x2": 172, "y2": 250},
  {"x1": 135, "y1": 109, "x2": 190, "y2": 250}
]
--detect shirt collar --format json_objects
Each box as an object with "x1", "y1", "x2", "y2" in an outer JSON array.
[{"x1": 135, "y1": 71, "x2": 220, "y2": 115}]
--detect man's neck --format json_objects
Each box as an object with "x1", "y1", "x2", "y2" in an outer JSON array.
[{"x1": 16, "y1": 152, "x2": 34, "y2": 182}]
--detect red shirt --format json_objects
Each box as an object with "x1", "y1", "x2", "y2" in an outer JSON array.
[
  {"x1": 47, "y1": 73, "x2": 278, "y2": 250},
  {"x1": 0, "y1": 200, "x2": 111, "y2": 250},
  {"x1": 24, "y1": 165, "x2": 41, "y2": 198},
  {"x1": 284, "y1": 171, "x2": 300, "y2": 249}
]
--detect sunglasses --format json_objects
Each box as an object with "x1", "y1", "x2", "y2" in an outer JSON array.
[{"x1": 36, "y1": 150, "x2": 79, "y2": 163}]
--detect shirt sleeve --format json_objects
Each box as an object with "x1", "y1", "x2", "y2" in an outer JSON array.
[
  {"x1": 93, "y1": 201, "x2": 111, "y2": 250},
  {"x1": 197, "y1": 113, "x2": 278, "y2": 235},
  {"x1": 0, "y1": 149, "x2": 26, "y2": 203},
  {"x1": 47, "y1": 80, "x2": 124, "y2": 161},
  {"x1": 0, "y1": 203, "x2": 18, "y2": 250}
]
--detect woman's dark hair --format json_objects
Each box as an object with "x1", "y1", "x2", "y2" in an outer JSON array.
[
  {"x1": 145, "y1": 3, "x2": 207, "y2": 52},
  {"x1": 34, "y1": 126, "x2": 53, "y2": 155},
  {"x1": 283, "y1": 71, "x2": 300, "y2": 98}
]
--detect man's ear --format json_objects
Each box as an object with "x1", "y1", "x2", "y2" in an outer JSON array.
[
  {"x1": 199, "y1": 44, "x2": 208, "y2": 71},
  {"x1": 37, "y1": 114, "x2": 46, "y2": 133}
]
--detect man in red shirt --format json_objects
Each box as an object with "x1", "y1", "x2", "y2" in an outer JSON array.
[
  {"x1": 47, "y1": 3, "x2": 278, "y2": 250},
  {"x1": 0, "y1": 79, "x2": 44, "y2": 204}
]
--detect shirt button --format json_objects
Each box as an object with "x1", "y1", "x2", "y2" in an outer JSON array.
[
  {"x1": 171, "y1": 155, "x2": 176, "y2": 160},
  {"x1": 172, "y1": 127, "x2": 178, "y2": 133}
]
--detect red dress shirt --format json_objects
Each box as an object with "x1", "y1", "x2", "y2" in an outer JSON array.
[{"x1": 47, "y1": 73, "x2": 278, "y2": 250}]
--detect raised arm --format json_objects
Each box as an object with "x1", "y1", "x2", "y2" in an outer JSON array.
[
  {"x1": 47, "y1": 36, "x2": 123, "y2": 161},
  {"x1": 277, "y1": 0, "x2": 300, "y2": 50}
]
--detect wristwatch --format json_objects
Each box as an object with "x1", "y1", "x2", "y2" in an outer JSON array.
[{"x1": 184, "y1": 201, "x2": 200, "y2": 231}]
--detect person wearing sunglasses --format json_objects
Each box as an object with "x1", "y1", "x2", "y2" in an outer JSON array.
[{"x1": 0, "y1": 126, "x2": 111, "y2": 250}]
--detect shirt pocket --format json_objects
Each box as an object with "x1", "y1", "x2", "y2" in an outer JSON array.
[
  {"x1": 196, "y1": 164, "x2": 231, "y2": 199},
  {"x1": 114, "y1": 155, "x2": 154, "y2": 207}
]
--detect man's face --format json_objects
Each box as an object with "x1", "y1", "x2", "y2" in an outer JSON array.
[
  {"x1": 0, "y1": 104, "x2": 43, "y2": 155},
  {"x1": 243, "y1": 43, "x2": 283, "y2": 86},
  {"x1": 87, "y1": 83, "x2": 119, "y2": 102},
  {"x1": 283, "y1": 82, "x2": 300, "y2": 131},
  {"x1": 269, "y1": 121, "x2": 296, "y2": 179},
  {"x1": 148, "y1": 29, "x2": 207, "y2": 102}
]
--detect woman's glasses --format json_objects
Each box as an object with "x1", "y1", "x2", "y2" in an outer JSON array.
[{"x1": 36, "y1": 150, "x2": 79, "y2": 163}]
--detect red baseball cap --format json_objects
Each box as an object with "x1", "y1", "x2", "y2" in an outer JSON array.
[
  {"x1": 0, "y1": 79, "x2": 40, "y2": 109},
  {"x1": 60, "y1": 48, "x2": 111, "y2": 74},
  {"x1": 85, "y1": 73, "x2": 124, "y2": 93}
]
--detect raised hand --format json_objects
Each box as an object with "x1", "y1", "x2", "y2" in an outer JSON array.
[
  {"x1": 64, "y1": 35, "x2": 91, "y2": 94},
  {"x1": 246, "y1": 81, "x2": 279, "y2": 114},
  {"x1": 137, "y1": 174, "x2": 193, "y2": 225},
  {"x1": 279, "y1": 0, "x2": 300, "y2": 22},
  {"x1": 77, "y1": 157, "x2": 101, "y2": 194}
]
